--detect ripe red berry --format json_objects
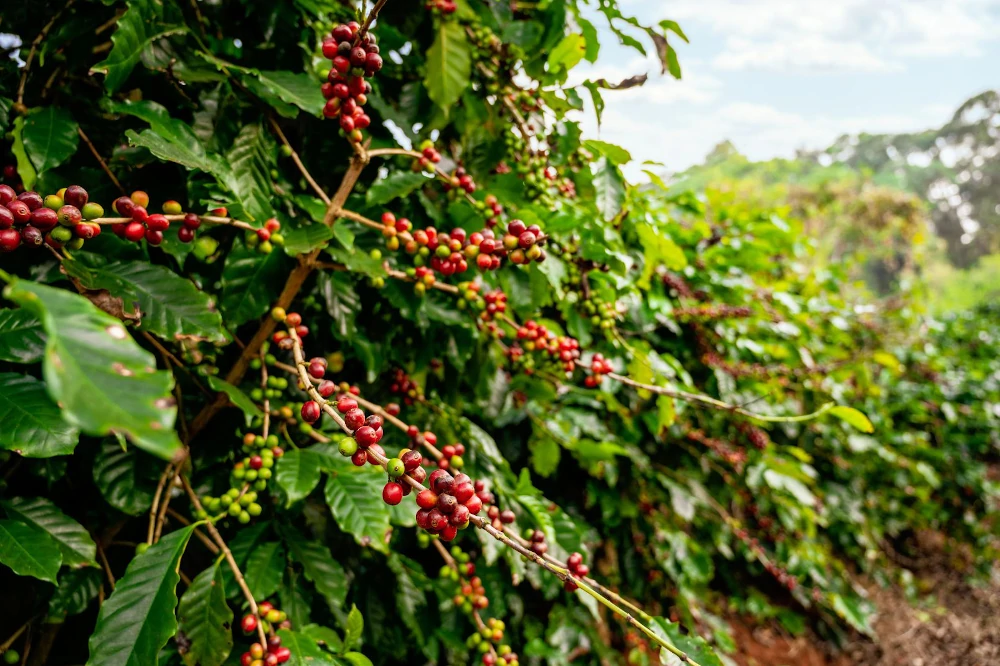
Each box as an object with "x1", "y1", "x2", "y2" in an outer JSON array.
[
  {"x1": 344, "y1": 408, "x2": 365, "y2": 431},
  {"x1": 401, "y1": 450, "x2": 422, "y2": 471},
  {"x1": 145, "y1": 229, "x2": 163, "y2": 246},
  {"x1": 416, "y1": 489, "x2": 438, "y2": 509},
  {"x1": 354, "y1": 425, "x2": 378, "y2": 448},
  {"x1": 250, "y1": 456, "x2": 263, "y2": 470},
  {"x1": 8, "y1": 200, "x2": 31, "y2": 223},
  {"x1": 178, "y1": 227, "x2": 195, "y2": 243},
  {"x1": 453, "y1": 482, "x2": 475, "y2": 504},
  {"x1": 183, "y1": 213, "x2": 201, "y2": 229},
  {"x1": 465, "y1": 494, "x2": 483, "y2": 515},
  {"x1": 131, "y1": 205, "x2": 148, "y2": 223},
  {"x1": 0, "y1": 229, "x2": 21, "y2": 252},
  {"x1": 301, "y1": 401, "x2": 321, "y2": 423},
  {"x1": 241, "y1": 613, "x2": 258, "y2": 633},
  {"x1": 285, "y1": 312, "x2": 302, "y2": 326},
  {"x1": 382, "y1": 481, "x2": 403, "y2": 505},
  {"x1": 318, "y1": 380, "x2": 336, "y2": 397},
  {"x1": 124, "y1": 221, "x2": 146, "y2": 242},
  {"x1": 146, "y1": 214, "x2": 170, "y2": 231},
  {"x1": 256, "y1": 228, "x2": 271, "y2": 242},
  {"x1": 308, "y1": 361, "x2": 326, "y2": 379},
  {"x1": 450, "y1": 504, "x2": 470, "y2": 526},
  {"x1": 337, "y1": 397, "x2": 358, "y2": 413},
  {"x1": 113, "y1": 196, "x2": 135, "y2": 217}
]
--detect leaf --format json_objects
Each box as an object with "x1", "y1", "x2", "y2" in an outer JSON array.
[
  {"x1": 277, "y1": 523, "x2": 348, "y2": 612},
  {"x1": 830, "y1": 593, "x2": 875, "y2": 636},
  {"x1": 344, "y1": 605, "x2": 363, "y2": 650},
  {"x1": 324, "y1": 468, "x2": 392, "y2": 553},
  {"x1": 274, "y1": 449, "x2": 324, "y2": 506},
  {"x1": 248, "y1": 71, "x2": 326, "y2": 118},
  {"x1": 177, "y1": 562, "x2": 234, "y2": 666},
  {"x1": 0, "y1": 519, "x2": 63, "y2": 583},
  {"x1": 22, "y1": 106, "x2": 79, "y2": 177},
  {"x1": 10, "y1": 116, "x2": 38, "y2": 191},
  {"x1": 341, "y1": 653, "x2": 373, "y2": 666},
  {"x1": 224, "y1": 123, "x2": 275, "y2": 223},
  {"x1": 48, "y1": 568, "x2": 103, "y2": 621},
  {"x1": 0, "y1": 309, "x2": 46, "y2": 363},
  {"x1": 206, "y1": 376, "x2": 263, "y2": 426},
  {"x1": 636, "y1": 224, "x2": 686, "y2": 289},
  {"x1": 244, "y1": 542, "x2": 285, "y2": 601},
  {"x1": 93, "y1": 439, "x2": 158, "y2": 515},
  {"x1": 365, "y1": 171, "x2": 429, "y2": 207},
  {"x1": 276, "y1": 629, "x2": 338, "y2": 666},
  {"x1": 829, "y1": 406, "x2": 874, "y2": 433},
  {"x1": 593, "y1": 157, "x2": 626, "y2": 221},
  {"x1": 4, "y1": 281, "x2": 181, "y2": 460},
  {"x1": 0, "y1": 373, "x2": 80, "y2": 458},
  {"x1": 660, "y1": 20, "x2": 689, "y2": 43},
  {"x1": 87, "y1": 525, "x2": 195, "y2": 666},
  {"x1": 649, "y1": 618, "x2": 723, "y2": 666},
  {"x1": 2, "y1": 496, "x2": 96, "y2": 568},
  {"x1": 63, "y1": 253, "x2": 227, "y2": 343},
  {"x1": 317, "y1": 272, "x2": 360, "y2": 340},
  {"x1": 283, "y1": 224, "x2": 335, "y2": 256},
  {"x1": 300, "y1": 625, "x2": 341, "y2": 652},
  {"x1": 221, "y1": 245, "x2": 289, "y2": 326},
  {"x1": 547, "y1": 34, "x2": 587, "y2": 76},
  {"x1": 584, "y1": 139, "x2": 631, "y2": 165},
  {"x1": 424, "y1": 22, "x2": 472, "y2": 113},
  {"x1": 386, "y1": 554, "x2": 428, "y2": 643},
  {"x1": 90, "y1": 0, "x2": 186, "y2": 93}
]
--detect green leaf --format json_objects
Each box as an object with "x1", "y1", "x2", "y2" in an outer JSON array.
[
  {"x1": 206, "y1": 376, "x2": 263, "y2": 426},
  {"x1": 274, "y1": 449, "x2": 324, "y2": 506},
  {"x1": 424, "y1": 22, "x2": 472, "y2": 113},
  {"x1": 221, "y1": 245, "x2": 289, "y2": 326},
  {"x1": 48, "y1": 568, "x2": 103, "y2": 621},
  {"x1": 660, "y1": 20, "x2": 689, "y2": 43},
  {"x1": 87, "y1": 525, "x2": 195, "y2": 666},
  {"x1": 22, "y1": 106, "x2": 79, "y2": 177},
  {"x1": 365, "y1": 171, "x2": 429, "y2": 207},
  {"x1": 649, "y1": 618, "x2": 723, "y2": 666},
  {"x1": 247, "y1": 71, "x2": 325, "y2": 118},
  {"x1": 10, "y1": 116, "x2": 38, "y2": 191},
  {"x1": 93, "y1": 439, "x2": 158, "y2": 515},
  {"x1": 593, "y1": 157, "x2": 626, "y2": 221},
  {"x1": 221, "y1": 522, "x2": 271, "y2": 598},
  {"x1": 344, "y1": 604, "x2": 363, "y2": 650},
  {"x1": 547, "y1": 34, "x2": 587, "y2": 75},
  {"x1": 0, "y1": 308, "x2": 46, "y2": 363},
  {"x1": 90, "y1": 0, "x2": 186, "y2": 93},
  {"x1": 529, "y1": 437, "x2": 561, "y2": 477},
  {"x1": 0, "y1": 519, "x2": 63, "y2": 583},
  {"x1": 283, "y1": 224, "x2": 334, "y2": 255},
  {"x1": 2, "y1": 496, "x2": 96, "y2": 568},
  {"x1": 276, "y1": 629, "x2": 338, "y2": 666},
  {"x1": 386, "y1": 554, "x2": 428, "y2": 644},
  {"x1": 829, "y1": 593, "x2": 875, "y2": 636},
  {"x1": 584, "y1": 139, "x2": 631, "y2": 165},
  {"x1": 829, "y1": 406, "x2": 874, "y2": 433},
  {"x1": 0, "y1": 373, "x2": 79, "y2": 458},
  {"x1": 4, "y1": 281, "x2": 181, "y2": 460},
  {"x1": 224, "y1": 123, "x2": 275, "y2": 223},
  {"x1": 317, "y1": 272, "x2": 360, "y2": 340},
  {"x1": 324, "y1": 468, "x2": 392, "y2": 553},
  {"x1": 636, "y1": 224, "x2": 686, "y2": 288},
  {"x1": 244, "y1": 542, "x2": 284, "y2": 601},
  {"x1": 277, "y1": 523, "x2": 348, "y2": 612},
  {"x1": 177, "y1": 562, "x2": 234, "y2": 666},
  {"x1": 63, "y1": 253, "x2": 227, "y2": 343},
  {"x1": 341, "y1": 653, "x2": 373, "y2": 666},
  {"x1": 299, "y1": 625, "x2": 341, "y2": 652}
]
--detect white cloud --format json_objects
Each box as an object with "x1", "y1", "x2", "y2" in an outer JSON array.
[{"x1": 663, "y1": 0, "x2": 1000, "y2": 72}]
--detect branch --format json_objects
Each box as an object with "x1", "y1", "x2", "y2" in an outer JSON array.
[
  {"x1": 90, "y1": 214, "x2": 256, "y2": 231},
  {"x1": 268, "y1": 117, "x2": 331, "y2": 205},
  {"x1": 77, "y1": 128, "x2": 125, "y2": 195},
  {"x1": 357, "y1": 0, "x2": 389, "y2": 39},
  {"x1": 179, "y1": 474, "x2": 268, "y2": 646}
]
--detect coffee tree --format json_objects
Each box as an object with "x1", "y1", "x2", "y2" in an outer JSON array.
[{"x1": 1, "y1": 1, "x2": 998, "y2": 665}]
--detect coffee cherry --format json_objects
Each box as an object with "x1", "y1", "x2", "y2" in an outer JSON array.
[
  {"x1": 344, "y1": 408, "x2": 365, "y2": 431},
  {"x1": 354, "y1": 425, "x2": 378, "y2": 448},
  {"x1": 146, "y1": 214, "x2": 170, "y2": 231},
  {"x1": 81, "y1": 202, "x2": 104, "y2": 220},
  {"x1": 18, "y1": 191, "x2": 43, "y2": 210},
  {"x1": 0, "y1": 229, "x2": 21, "y2": 252},
  {"x1": 131, "y1": 190, "x2": 150, "y2": 207},
  {"x1": 401, "y1": 449, "x2": 422, "y2": 471},
  {"x1": 3, "y1": 651, "x2": 20, "y2": 665},
  {"x1": 30, "y1": 207, "x2": 57, "y2": 230},
  {"x1": 301, "y1": 401, "x2": 321, "y2": 423},
  {"x1": 417, "y1": 489, "x2": 438, "y2": 509},
  {"x1": 124, "y1": 221, "x2": 146, "y2": 242},
  {"x1": 387, "y1": 457, "x2": 405, "y2": 478},
  {"x1": 382, "y1": 481, "x2": 404, "y2": 505},
  {"x1": 145, "y1": 229, "x2": 164, "y2": 246},
  {"x1": 242, "y1": 613, "x2": 259, "y2": 633},
  {"x1": 178, "y1": 227, "x2": 195, "y2": 243},
  {"x1": 57, "y1": 205, "x2": 81, "y2": 227},
  {"x1": 339, "y1": 436, "x2": 359, "y2": 457},
  {"x1": 112, "y1": 196, "x2": 135, "y2": 216},
  {"x1": 64, "y1": 185, "x2": 88, "y2": 208}
]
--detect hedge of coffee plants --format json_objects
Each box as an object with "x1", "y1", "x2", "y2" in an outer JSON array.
[{"x1": 0, "y1": 0, "x2": 998, "y2": 665}]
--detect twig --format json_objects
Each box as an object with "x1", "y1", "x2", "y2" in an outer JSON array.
[
  {"x1": 0, "y1": 617, "x2": 34, "y2": 653},
  {"x1": 178, "y1": 474, "x2": 268, "y2": 646},
  {"x1": 357, "y1": 0, "x2": 389, "y2": 39},
  {"x1": 153, "y1": 469, "x2": 179, "y2": 542},
  {"x1": 77, "y1": 127, "x2": 125, "y2": 195},
  {"x1": 90, "y1": 214, "x2": 256, "y2": 231},
  {"x1": 96, "y1": 543, "x2": 115, "y2": 591},
  {"x1": 16, "y1": 0, "x2": 77, "y2": 106},
  {"x1": 147, "y1": 463, "x2": 174, "y2": 545},
  {"x1": 166, "y1": 508, "x2": 220, "y2": 555},
  {"x1": 268, "y1": 116, "x2": 330, "y2": 205}
]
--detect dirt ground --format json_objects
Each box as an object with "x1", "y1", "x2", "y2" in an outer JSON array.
[{"x1": 730, "y1": 533, "x2": 1000, "y2": 666}]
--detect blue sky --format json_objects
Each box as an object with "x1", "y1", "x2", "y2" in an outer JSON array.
[{"x1": 571, "y1": 0, "x2": 1000, "y2": 179}]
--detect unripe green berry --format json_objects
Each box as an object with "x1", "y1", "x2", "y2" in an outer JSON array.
[
  {"x1": 339, "y1": 437, "x2": 358, "y2": 456},
  {"x1": 248, "y1": 503, "x2": 263, "y2": 517},
  {"x1": 238, "y1": 510, "x2": 251, "y2": 524},
  {"x1": 387, "y1": 457, "x2": 405, "y2": 478},
  {"x1": 228, "y1": 503, "x2": 242, "y2": 517}
]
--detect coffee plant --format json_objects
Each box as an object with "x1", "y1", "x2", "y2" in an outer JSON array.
[{"x1": 0, "y1": 1, "x2": 998, "y2": 665}]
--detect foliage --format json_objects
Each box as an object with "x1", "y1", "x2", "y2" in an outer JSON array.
[{"x1": 0, "y1": 1, "x2": 997, "y2": 666}]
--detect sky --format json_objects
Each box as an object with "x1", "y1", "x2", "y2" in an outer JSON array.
[{"x1": 571, "y1": 0, "x2": 1000, "y2": 179}]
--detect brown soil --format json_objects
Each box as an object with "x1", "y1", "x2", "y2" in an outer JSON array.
[{"x1": 729, "y1": 532, "x2": 1000, "y2": 666}]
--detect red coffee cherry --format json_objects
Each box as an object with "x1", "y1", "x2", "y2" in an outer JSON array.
[
  {"x1": 382, "y1": 481, "x2": 403, "y2": 505},
  {"x1": 301, "y1": 401, "x2": 321, "y2": 423}
]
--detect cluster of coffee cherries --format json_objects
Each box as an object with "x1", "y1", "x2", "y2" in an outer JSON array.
[
  {"x1": 387, "y1": 368, "x2": 422, "y2": 405},
  {"x1": 0, "y1": 184, "x2": 105, "y2": 252},
  {"x1": 425, "y1": 0, "x2": 457, "y2": 14},
  {"x1": 506, "y1": 321, "x2": 581, "y2": 375},
  {"x1": 583, "y1": 353, "x2": 614, "y2": 388},
  {"x1": 414, "y1": 470, "x2": 494, "y2": 542},
  {"x1": 245, "y1": 218, "x2": 285, "y2": 254},
  {"x1": 239, "y1": 601, "x2": 292, "y2": 665},
  {"x1": 270, "y1": 310, "x2": 310, "y2": 347},
  {"x1": 379, "y1": 447, "x2": 429, "y2": 505},
  {"x1": 687, "y1": 430, "x2": 748, "y2": 468},
  {"x1": 737, "y1": 421, "x2": 771, "y2": 450},
  {"x1": 320, "y1": 22, "x2": 382, "y2": 142},
  {"x1": 470, "y1": 621, "x2": 520, "y2": 666},
  {"x1": 193, "y1": 432, "x2": 283, "y2": 523},
  {"x1": 442, "y1": 166, "x2": 477, "y2": 195},
  {"x1": 580, "y1": 293, "x2": 620, "y2": 331},
  {"x1": 673, "y1": 304, "x2": 753, "y2": 321},
  {"x1": 453, "y1": 574, "x2": 489, "y2": 611},
  {"x1": 562, "y1": 552, "x2": 590, "y2": 592},
  {"x1": 108, "y1": 192, "x2": 178, "y2": 246},
  {"x1": 410, "y1": 140, "x2": 442, "y2": 173},
  {"x1": 733, "y1": 527, "x2": 798, "y2": 591}
]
